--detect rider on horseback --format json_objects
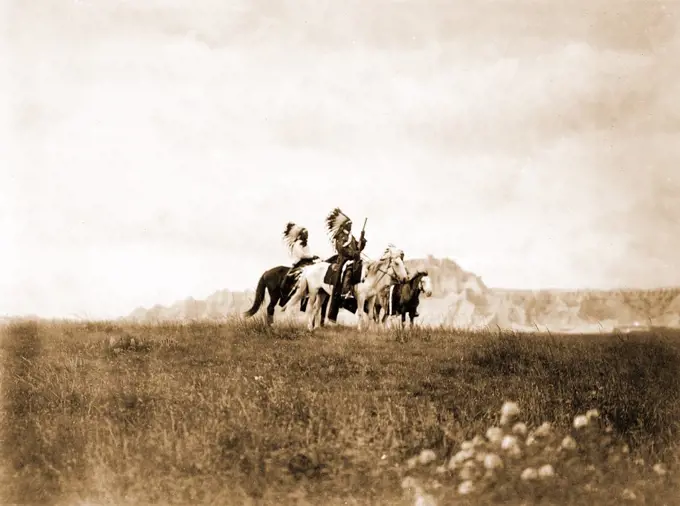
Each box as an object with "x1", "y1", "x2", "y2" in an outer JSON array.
[
  {"x1": 281, "y1": 222, "x2": 319, "y2": 307},
  {"x1": 325, "y1": 208, "x2": 367, "y2": 323}
]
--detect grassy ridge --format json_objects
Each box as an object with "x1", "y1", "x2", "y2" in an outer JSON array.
[{"x1": 1, "y1": 319, "x2": 679, "y2": 505}]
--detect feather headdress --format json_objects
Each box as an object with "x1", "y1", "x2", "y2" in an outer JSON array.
[
  {"x1": 325, "y1": 208, "x2": 352, "y2": 240},
  {"x1": 282, "y1": 222, "x2": 305, "y2": 252}
]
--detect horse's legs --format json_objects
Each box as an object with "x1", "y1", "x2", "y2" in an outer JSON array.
[
  {"x1": 306, "y1": 289, "x2": 318, "y2": 331},
  {"x1": 355, "y1": 293, "x2": 366, "y2": 331},
  {"x1": 266, "y1": 293, "x2": 279, "y2": 326},
  {"x1": 319, "y1": 291, "x2": 329, "y2": 327},
  {"x1": 365, "y1": 296, "x2": 377, "y2": 331},
  {"x1": 282, "y1": 279, "x2": 306, "y2": 313},
  {"x1": 315, "y1": 291, "x2": 326, "y2": 329}
]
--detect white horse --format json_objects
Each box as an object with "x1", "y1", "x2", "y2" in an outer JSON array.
[{"x1": 282, "y1": 245, "x2": 409, "y2": 331}]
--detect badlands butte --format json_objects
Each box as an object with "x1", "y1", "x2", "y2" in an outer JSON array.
[{"x1": 126, "y1": 256, "x2": 680, "y2": 333}]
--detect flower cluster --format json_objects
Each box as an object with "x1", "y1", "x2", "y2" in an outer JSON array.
[{"x1": 399, "y1": 401, "x2": 672, "y2": 505}]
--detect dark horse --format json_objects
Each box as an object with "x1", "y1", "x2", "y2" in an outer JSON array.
[
  {"x1": 372, "y1": 270, "x2": 433, "y2": 325},
  {"x1": 243, "y1": 256, "x2": 338, "y2": 325}
]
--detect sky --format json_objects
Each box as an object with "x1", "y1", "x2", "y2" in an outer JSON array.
[{"x1": 2, "y1": 0, "x2": 680, "y2": 319}]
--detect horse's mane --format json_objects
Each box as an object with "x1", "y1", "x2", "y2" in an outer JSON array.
[
  {"x1": 365, "y1": 257, "x2": 387, "y2": 277},
  {"x1": 366, "y1": 247, "x2": 402, "y2": 277},
  {"x1": 405, "y1": 270, "x2": 428, "y2": 293}
]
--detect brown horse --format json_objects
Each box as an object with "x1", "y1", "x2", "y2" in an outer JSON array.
[{"x1": 373, "y1": 270, "x2": 433, "y2": 325}]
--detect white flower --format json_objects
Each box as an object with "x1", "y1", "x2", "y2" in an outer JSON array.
[
  {"x1": 653, "y1": 463, "x2": 668, "y2": 476},
  {"x1": 506, "y1": 445, "x2": 522, "y2": 458},
  {"x1": 501, "y1": 434, "x2": 523, "y2": 457},
  {"x1": 538, "y1": 464, "x2": 555, "y2": 479},
  {"x1": 472, "y1": 435, "x2": 485, "y2": 447},
  {"x1": 435, "y1": 465, "x2": 446, "y2": 474},
  {"x1": 501, "y1": 401, "x2": 520, "y2": 417},
  {"x1": 501, "y1": 435, "x2": 518, "y2": 451},
  {"x1": 525, "y1": 435, "x2": 537, "y2": 447},
  {"x1": 483, "y1": 453, "x2": 504, "y2": 470},
  {"x1": 407, "y1": 457, "x2": 418, "y2": 469},
  {"x1": 457, "y1": 480, "x2": 475, "y2": 495},
  {"x1": 486, "y1": 427, "x2": 503, "y2": 444},
  {"x1": 561, "y1": 435, "x2": 577, "y2": 451},
  {"x1": 622, "y1": 488, "x2": 637, "y2": 501},
  {"x1": 512, "y1": 422, "x2": 528, "y2": 437},
  {"x1": 573, "y1": 415, "x2": 589, "y2": 430},
  {"x1": 454, "y1": 448, "x2": 475, "y2": 463},
  {"x1": 520, "y1": 467, "x2": 538, "y2": 481},
  {"x1": 414, "y1": 489, "x2": 437, "y2": 506},
  {"x1": 586, "y1": 408, "x2": 600, "y2": 420},
  {"x1": 448, "y1": 449, "x2": 475, "y2": 470},
  {"x1": 500, "y1": 401, "x2": 520, "y2": 424},
  {"x1": 461, "y1": 440, "x2": 475, "y2": 451},
  {"x1": 418, "y1": 449, "x2": 436, "y2": 465},
  {"x1": 534, "y1": 422, "x2": 553, "y2": 438}
]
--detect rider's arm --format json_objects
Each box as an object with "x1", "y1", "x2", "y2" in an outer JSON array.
[{"x1": 335, "y1": 237, "x2": 351, "y2": 257}]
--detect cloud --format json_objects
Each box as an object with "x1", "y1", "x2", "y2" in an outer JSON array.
[{"x1": 4, "y1": 0, "x2": 680, "y2": 316}]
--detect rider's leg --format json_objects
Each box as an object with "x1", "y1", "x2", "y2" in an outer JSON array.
[{"x1": 327, "y1": 266, "x2": 342, "y2": 322}]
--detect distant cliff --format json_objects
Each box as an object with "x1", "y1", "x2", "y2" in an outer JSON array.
[{"x1": 123, "y1": 256, "x2": 680, "y2": 331}]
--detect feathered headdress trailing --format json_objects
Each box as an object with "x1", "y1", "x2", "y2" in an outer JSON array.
[
  {"x1": 282, "y1": 222, "x2": 305, "y2": 252},
  {"x1": 325, "y1": 208, "x2": 351, "y2": 240}
]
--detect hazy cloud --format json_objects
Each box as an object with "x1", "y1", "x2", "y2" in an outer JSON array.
[{"x1": 3, "y1": 0, "x2": 679, "y2": 317}]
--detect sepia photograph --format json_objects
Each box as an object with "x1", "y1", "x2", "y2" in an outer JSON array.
[{"x1": 2, "y1": 0, "x2": 679, "y2": 504}]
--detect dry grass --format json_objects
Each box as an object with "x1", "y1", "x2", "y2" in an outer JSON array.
[{"x1": 1, "y1": 318, "x2": 679, "y2": 505}]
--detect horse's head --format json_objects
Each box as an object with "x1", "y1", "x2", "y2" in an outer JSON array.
[
  {"x1": 381, "y1": 245, "x2": 409, "y2": 282},
  {"x1": 417, "y1": 271, "x2": 433, "y2": 297}
]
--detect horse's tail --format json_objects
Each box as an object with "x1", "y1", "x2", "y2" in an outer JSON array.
[
  {"x1": 283, "y1": 272, "x2": 308, "y2": 312},
  {"x1": 243, "y1": 274, "x2": 267, "y2": 317},
  {"x1": 294, "y1": 273, "x2": 309, "y2": 299}
]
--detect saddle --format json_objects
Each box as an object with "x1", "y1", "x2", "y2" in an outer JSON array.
[{"x1": 323, "y1": 259, "x2": 363, "y2": 294}]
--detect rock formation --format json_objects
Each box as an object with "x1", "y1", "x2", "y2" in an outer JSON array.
[{"x1": 122, "y1": 257, "x2": 680, "y2": 331}]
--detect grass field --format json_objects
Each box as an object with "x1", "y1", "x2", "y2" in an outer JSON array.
[{"x1": 1, "y1": 318, "x2": 679, "y2": 505}]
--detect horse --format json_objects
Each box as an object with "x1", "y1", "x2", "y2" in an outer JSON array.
[
  {"x1": 242, "y1": 258, "x2": 326, "y2": 325},
  {"x1": 282, "y1": 245, "x2": 409, "y2": 331},
  {"x1": 374, "y1": 270, "x2": 434, "y2": 326},
  {"x1": 334, "y1": 270, "x2": 433, "y2": 326}
]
